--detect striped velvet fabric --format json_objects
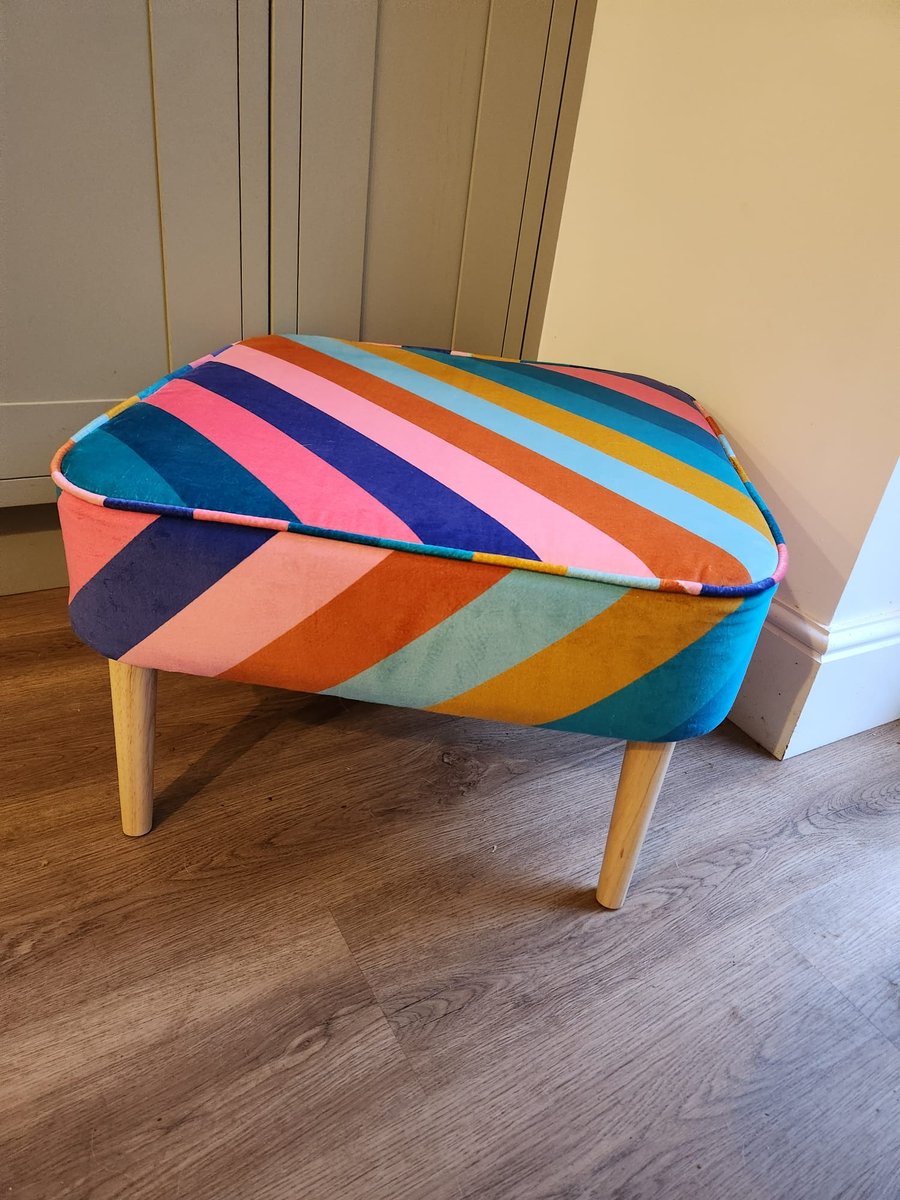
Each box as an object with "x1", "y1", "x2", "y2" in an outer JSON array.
[{"x1": 53, "y1": 335, "x2": 786, "y2": 742}]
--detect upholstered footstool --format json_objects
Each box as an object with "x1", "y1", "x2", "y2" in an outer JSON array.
[{"x1": 52, "y1": 335, "x2": 786, "y2": 907}]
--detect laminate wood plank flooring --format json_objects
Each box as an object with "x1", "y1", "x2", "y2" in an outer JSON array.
[{"x1": 1, "y1": 588, "x2": 898, "y2": 1199}]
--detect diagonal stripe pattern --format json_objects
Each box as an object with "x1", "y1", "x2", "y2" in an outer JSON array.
[{"x1": 53, "y1": 334, "x2": 787, "y2": 743}]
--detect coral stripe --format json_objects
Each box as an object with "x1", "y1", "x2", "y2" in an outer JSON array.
[
  {"x1": 258, "y1": 335, "x2": 751, "y2": 585},
  {"x1": 218, "y1": 342, "x2": 652, "y2": 578},
  {"x1": 430, "y1": 588, "x2": 740, "y2": 725},
  {"x1": 222, "y1": 552, "x2": 508, "y2": 692},
  {"x1": 146, "y1": 380, "x2": 421, "y2": 544},
  {"x1": 58, "y1": 491, "x2": 158, "y2": 599},
  {"x1": 369, "y1": 343, "x2": 768, "y2": 535},
  {"x1": 123, "y1": 533, "x2": 390, "y2": 675},
  {"x1": 538, "y1": 365, "x2": 717, "y2": 434}
]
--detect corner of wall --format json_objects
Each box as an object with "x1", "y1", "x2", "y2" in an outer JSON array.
[{"x1": 730, "y1": 461, "x2": 900, "y2": 757}]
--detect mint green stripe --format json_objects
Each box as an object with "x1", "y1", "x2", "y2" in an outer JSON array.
[{"x1": 325, "y1": 570, "x2": 623, "y2": 709}]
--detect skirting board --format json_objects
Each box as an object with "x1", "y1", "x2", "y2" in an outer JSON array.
[
  {"x1": 729, "y1": 597, "x2": 900, "y2": 759},
  {"x1": 0, "y1": 504, "x2": 69, "y2": 596}
]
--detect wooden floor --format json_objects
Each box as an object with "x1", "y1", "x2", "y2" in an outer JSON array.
[{"x1": 2, "y1": 588, "x2": 899, "y2": 1200}]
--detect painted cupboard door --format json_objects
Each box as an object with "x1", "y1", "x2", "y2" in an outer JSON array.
[
  {"x1": 0, "y1": 0, "x2": 168, "y2": 503},
  {"x1": 1, "y1": 0, "x2": 587, "y2": 504}
]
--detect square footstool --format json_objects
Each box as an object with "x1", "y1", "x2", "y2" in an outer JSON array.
[{"x1": 52, "y1": 334, "x2": 786, "y2": 907}]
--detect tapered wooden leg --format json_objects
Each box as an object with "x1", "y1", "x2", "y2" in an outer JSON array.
[
  {"x1": 108, "y1": 659, "x2": 157, "y2": 836},
  {"x1": 597, "y1": 740, "x2": 676, "y2": 909}
]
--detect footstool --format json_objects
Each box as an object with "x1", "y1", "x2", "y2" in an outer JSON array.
[{"x1": 52, "y1": 334, "x2": 786, "y2": 907}]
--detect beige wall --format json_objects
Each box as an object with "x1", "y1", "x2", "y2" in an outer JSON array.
[{"x1": 539, "y1": 0, "x2": 900, "y2": 628}]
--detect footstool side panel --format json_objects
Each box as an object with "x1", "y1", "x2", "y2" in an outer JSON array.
[{"x1": 58, "y1": 490, "x2": 773, "y2": 743}]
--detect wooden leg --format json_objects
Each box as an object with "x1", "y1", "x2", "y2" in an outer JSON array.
[
  {"x1": 108, "y1": 659, "x2": 157, "y2": 836},
  {"x1": 597, "y1": 740, "x2": 675, "y2": 910}
]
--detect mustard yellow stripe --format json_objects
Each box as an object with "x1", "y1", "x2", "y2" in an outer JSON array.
[
  {"x1": 471, "y1": 551, "x2": 568, "y2": 576},
  {"x1": 362, "y1": 343, "x2": 770, "y2": 538},
  {"x1": 106, "y1": 396, "x2": 141, "y2": 420},
  {"x1": 427, "y1": 589, "x2": 741, "y2": 725}
]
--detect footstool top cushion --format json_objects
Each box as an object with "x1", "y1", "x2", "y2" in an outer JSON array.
[{"x1": 54, "y1": 335, "x2": 785, "y2": 597}]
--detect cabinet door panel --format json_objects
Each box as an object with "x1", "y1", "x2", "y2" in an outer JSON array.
[
  {"x1": 0, "y1": 0, "x2": 167, "y2": 404},
  {"x1": 269, "y1": 0, "x2": 304, "y2": 334},
  {"x1": 238, "y1": 0, "x2": 271, "y2": 338},
  {"x1": 298, "y1": 0, "x2": 378, "y2": 339},
  {"x1": 453, "y1": 0, "x2": 554, "y2": 356},
  {"x1": 150, "y1": 0, "x2": 243, "y2": 366},
  {"x1": 361, "y1": 0, "x2": 490, "y2": 349}
]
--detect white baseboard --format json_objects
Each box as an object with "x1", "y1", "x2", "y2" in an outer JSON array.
[{"x1": 729, "y1": 597, "x2": 900, "y2": 758}]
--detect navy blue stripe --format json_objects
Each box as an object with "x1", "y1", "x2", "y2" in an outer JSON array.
[
  {"x1": 69, "y1": 517, "x2": 273, "y2": 658},
  {"x1": 104, "y1": 404, "x2": 298, "y2": 523},
  {"x1": 191, "y1": 361, "x2": 538, "y2": 560}
]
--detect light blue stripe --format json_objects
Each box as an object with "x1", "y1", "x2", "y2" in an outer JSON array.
[
  {"x1": 292, "y1": 336, "x2": 778, "y2": 581},
  {"x1": 137, "y1": 363, "x2": 193, "y2": 399},
  {"x1": 71, "y1": 413, "x2": 110, "y2": 443},
  {"x1": 421, "y1": 353, "x2": 738, "y2": 488},
  {"x1": 323, "y1": 570, "x2": 624, "y2": 709}
]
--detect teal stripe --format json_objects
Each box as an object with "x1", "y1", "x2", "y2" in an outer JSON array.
[
  {"x1": 137, "y1": 363, "x2": 193, "y2": 399},
  {"x1": 292, "y1": 337, "x2": 778, "y2": 582},
  {"x1": 102, "y1": 404, "x2": 298, "y2": 522},
  {"x1": 324, "y1": 570, "x2": 624, "y2": 709},
  {"x1": 62, "y1": 426, "x2": 186, "y2": 506},
  {"x1": 421, "y1": 353, "x2": 738, "y2": 488},
  {"x1": 545, "y1": 593, "x2": 768, "y2": 740}
]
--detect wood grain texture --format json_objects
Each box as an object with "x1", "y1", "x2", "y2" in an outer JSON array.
[
  {"x1": 2, "y1": 588, "x2": 899, "y2": 1199},
  {"x1": 597, "y1": 739, "x2": 675, "y2": 908},
  {"x1": 108, "y1": 659, "x2": 157, "y2": 836}
]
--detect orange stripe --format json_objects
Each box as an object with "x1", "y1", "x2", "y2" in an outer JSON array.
[
  {"x1": 365, "y1": 343, "x2": 773, "y2": 539},
  {"x1": 57, "y1": 491, "x2": 158, "y2": 599},
  {"x1": 429, "y1": 589, "x2": 741, "y2": 725},
  {"x1": 250, "y1": 335, "x2": 751, "y2": 587},
  {"x1": 221, "y1": 551, "x2": 508, "y2": 691}
]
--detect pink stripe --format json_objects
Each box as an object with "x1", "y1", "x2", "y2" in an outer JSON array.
[
  {"x1": 123, "y1": 533, "x2": 391, "y2": 676},
  {"x1": 193, "y1": 508, "x2": 291, "y2": 531},
  {"x1": 674, "y1": 579, "x2": 704, "y2": 595},
  {"x1": 58, "y1": 491, "x2": 158, "y2": 599},
  {"x1": 538, "y1": 365, "x2": 716, "y2": 435},
  {"x1": 146, "y1": 380, "x2": 421, "y2": 544},
  {"x1": 218, "y1": 344, "x2": 654, "y2": 578}
]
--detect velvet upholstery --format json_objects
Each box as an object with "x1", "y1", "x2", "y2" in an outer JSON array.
[{"x1": 53, "y1": 335, "x2": 786, "y2": 742}]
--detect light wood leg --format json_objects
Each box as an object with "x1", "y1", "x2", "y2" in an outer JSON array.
[
  {"x1": 597, "y1": 740, "x2": 675, "y2": 909},
  {"x1": 108, "y1": 659, "x2": 157, "y2": 836}
]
